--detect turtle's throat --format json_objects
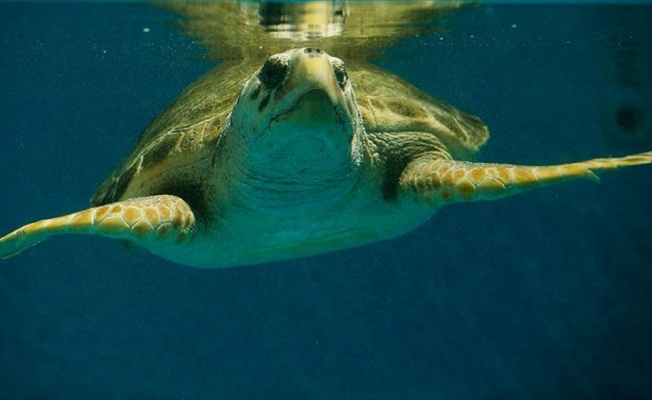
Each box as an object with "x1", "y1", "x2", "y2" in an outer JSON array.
[
  {"x1": 246, "y1": 88, "x2": 358, "y2": 180},
  {"x1": 225, "y1": 83, "x2": 366, "y2": 211},
  {"x1": 232, "y1": 119, "x2": 364, "y2": 212}
]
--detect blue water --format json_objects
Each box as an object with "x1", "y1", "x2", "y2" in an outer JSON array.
[{"x1": 1, "y1": 3, "x2": 651, "y2": 399}]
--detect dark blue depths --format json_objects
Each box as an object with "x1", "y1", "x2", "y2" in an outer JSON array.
[{"x1": 1, "y1": 3, "x2": 651, "y2": 399}]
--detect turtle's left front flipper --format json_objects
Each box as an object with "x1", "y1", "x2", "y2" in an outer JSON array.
[
  {"x1": 400, "y1": 151, "x2": 652, "y2": 205},
  {"x1": 0, "y1": 195, "x2": 195, "y2": 259}
]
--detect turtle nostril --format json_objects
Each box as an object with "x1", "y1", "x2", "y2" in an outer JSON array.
[{"x1": 304, "y1": 47, "x2": 323, "y2": 55}]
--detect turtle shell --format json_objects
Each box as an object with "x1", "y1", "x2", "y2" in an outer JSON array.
[
  {"x1": 91, "y1": 57, "x2": 488, "y2": 209},
  {"x1": 91, "y1": 61, "x2": 255, "y2": 208},
  {"x1": 350, "y1": 62, "x2": 488, "y2": 159}
]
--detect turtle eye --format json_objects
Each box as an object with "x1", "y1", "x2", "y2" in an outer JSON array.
[
  {"x1": 258, "y1": 54, "x2": 289, "y2": 89},
  {"x1": 332, "y1": 59, "x2": 348, "y2": 90}
]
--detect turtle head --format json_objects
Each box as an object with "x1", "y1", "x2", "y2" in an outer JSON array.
[{"x1": 228, "y1": 48, "x2": 364, "y2": 179}]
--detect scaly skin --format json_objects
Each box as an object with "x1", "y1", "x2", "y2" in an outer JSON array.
[
  {"x1": 401, "y1": 151, "x2": 652, "y2": 204},
  {"x1": 0, "y1": 195, "x2": 195, "y2": 259}
]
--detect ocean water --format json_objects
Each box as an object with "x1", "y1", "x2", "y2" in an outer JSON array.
[{"x1": 1, "y1": 2, "x2": 651, "y2": 399}]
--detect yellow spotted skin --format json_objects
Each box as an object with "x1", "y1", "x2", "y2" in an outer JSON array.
[
  {"x1": 0, "y1": 195, "x2": 195, "y2": 259},
  {"x1": 402, "y1": 151, "x2": 652, "y2": 205}
]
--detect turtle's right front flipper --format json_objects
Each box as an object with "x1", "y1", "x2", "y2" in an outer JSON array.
[{"x1": 0, "y1": 195, "x2": 195, "y2": 259}]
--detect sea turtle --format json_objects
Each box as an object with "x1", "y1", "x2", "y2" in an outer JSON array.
[{"x1": 1, "y1": 46, "x2": 651, "y2": 268}]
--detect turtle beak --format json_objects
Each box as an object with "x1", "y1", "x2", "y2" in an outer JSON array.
[
  {"x1": 274, "y1": 47, "x2": 347, "y2": 119},
  {"x1": 289, "y1": 51, "x2": 342, "y2": 104},
  {"x1": 274, "y1": 89, "x2": 342, "y2": 127}
]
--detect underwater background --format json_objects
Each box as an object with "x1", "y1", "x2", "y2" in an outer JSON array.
[{"x1": 1, "y1": 2, "x2": 651, "y2": 399}]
